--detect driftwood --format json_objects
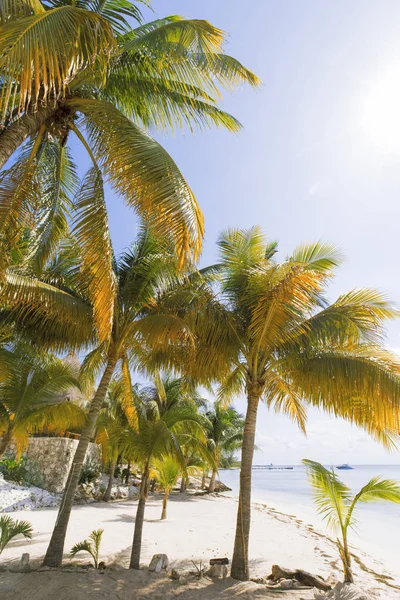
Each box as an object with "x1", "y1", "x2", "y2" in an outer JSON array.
[
  {"x1": 210, "y1": 558, "x2": 229, "y2": 565},
  {"x1": 267, "y1": 564, "x2": 331, "y2": 592}
]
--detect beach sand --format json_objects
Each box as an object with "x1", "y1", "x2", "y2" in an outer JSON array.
[{"x1": 1, "y1": 493, "x2": 398, "y2": 599}]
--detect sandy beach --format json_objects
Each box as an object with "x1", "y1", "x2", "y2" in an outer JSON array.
[{"x1": 1, "y1": 492, "x2": 399, "y2": 599}]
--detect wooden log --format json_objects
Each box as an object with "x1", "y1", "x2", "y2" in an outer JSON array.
[
  {"x1": 267, "y1": 564, "x2": 331, "y2": 592},
  {"x1": 210, "y1": 558, "x2": 229, "y2": 565}
]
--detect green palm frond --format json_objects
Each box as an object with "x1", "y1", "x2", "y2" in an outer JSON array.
[
  {"x1": 150, "y1": 455, "x2": 180, "y2": 492},
  {"x1": 0, "y1": 515, "x2": 33, "y2": 554},
  {"x1": 303, "y1": 459, "x2": 351, "y2": 534},
  {"x1": 290, "y1": 241, "x2": 343, "y2": 272},
  {"x1": 67, "y1": 97, "x2": 204, "y2": 264},
  {"x1": 70, "y1": 528, "x2": 103, "y2": 568}
]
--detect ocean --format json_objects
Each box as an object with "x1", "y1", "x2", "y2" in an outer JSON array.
[{"x1": 220, "y1": 464, "x2": 400, "y2": 575}]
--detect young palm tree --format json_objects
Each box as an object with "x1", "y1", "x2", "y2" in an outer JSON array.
[
  {"x1": 0, "y1": 515, "x2": 33, "y2": 555},
  {"x1": 0, "y1": 342, "x2": 84, "y2": 458},
  {"x1": 96, "y1": 380, "x2": 131, "y2": 502},
  {"x1": 303, "y1": 459, "x2": 400, "y2": 583},
  {"x1": 150, "y1": 456, "x2": 181, "y2": 520},
  {"x1": 124, "y1": 386, "x2": 207, "y2": 569},
  {"x1": 0, "y1": 0, "x2": 259, "y2": 324},
  {"x1": 70, "y1": 529, "x2": 104, "y2": 569},
  {"x1": 205, "y1": 403, "x2": 244, "y2": 493},
  {"x1": 191, "y1": 227, "x2": 400, "y2": 581}
]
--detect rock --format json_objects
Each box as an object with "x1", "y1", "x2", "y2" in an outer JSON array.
[
  {"x1": 268, "y1": 565, "x2": 331, "y2": 592},
  {"x1": 169, "y1": 569, "x2": 181, "y2": 580},
  {"x1": 149, "y1": 553, "x2": 169, "y2": 573},
  {"x1": 206, "y1": 564, "x2": 228, "y2": 579},
  {"x1": 213, "y1": 480, "x2": 232, "y2": 492},
  {"x1": 209, "y1": 557, "x2": 229, "y2": 565},
  {"x1": 280, "y1": 578, "x2": 294, "y2": 590},
  {"x1": 314, "y1": 582, "x2": 370, "y2": 599},
  {"x1": 20, "y1": 553, "x2": 30, "y2": 572},
  {"x1": 98, "y1": 561, "x2": 106, "y2": 571}
]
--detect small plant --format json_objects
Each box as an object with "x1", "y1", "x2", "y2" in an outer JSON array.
[
  {"x1": 303, "y1": 459, "x2": 400, "y2": 583},
  {"x1": 191, "y1": 560, "x2": 204, "y2": 579},
  {"x1": 0, "y1": 458, "x2": 28, "y2": 484},
  {"x1": 0, "y1": 515, "x2": 33, "y2": 554},
  {"x1": 70, "y1": 529, "x2": 104, "y2": 568},
  {"x1": 78, "y1": 458, "x2": 102, "y2": 485}
]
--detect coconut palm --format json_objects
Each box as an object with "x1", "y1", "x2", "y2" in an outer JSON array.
[
  {"x1": 0, "y1": 342, "x2": 84, "y2": 458},
  {"x1": 205, "y1": 403, "x2": 244, "y2": 493},
  {"x1": 303, "y1": 459, "x2": 400, "y2": 583},
  {"x1": 191, "y1": 227, "x2": 400, "y2": 581},
  {"x1": 150, "y1": 456, "x2": 181, "y2": 520},
  {"x1": 0, "y1": 515, "x2": 33, "y2": 555},
  {"x1": 124, "y1": 386, "x2": 206, "y2": 569},
  {"x1": 70, "y1": 529, "x2": 104, "y2": 569},
  {"x1": 96, "y1": 379, "x2": 132, "y2": 502},
  {"x1": 0, "y1": 0, "x2": 259, "y2": 331}
]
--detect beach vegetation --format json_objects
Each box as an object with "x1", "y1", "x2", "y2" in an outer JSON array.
[
  {"x1": 70, "y1": 529, "x2": 104, "y2": 569},
  {"x1": 150, "y1": 456, "x2": 181, "y2": 520},
  {"x1": 303, "y1": 459, "x2": 400, "y2": 583},
  {"x1": 0, "y1": 515, "x2": 33, "y2": 555},
  {"x1": 196, "y1": 227, "x2": 400, "y2": 580}
]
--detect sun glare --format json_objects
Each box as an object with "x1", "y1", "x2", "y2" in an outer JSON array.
[{"x1": 360, "y1": 67, "x2": 400, "y2": 153}]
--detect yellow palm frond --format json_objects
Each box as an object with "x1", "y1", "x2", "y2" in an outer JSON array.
[{"x1": 0, "y1": 6, "x2": 115, "y2": 120}]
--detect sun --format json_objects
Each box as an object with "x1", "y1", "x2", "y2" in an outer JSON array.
[{"x1": 360, "y1": 67, "x2": 400, "y2": 153}]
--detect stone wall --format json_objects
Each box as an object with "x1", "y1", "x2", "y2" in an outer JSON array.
[{"x1": 8, "y1": 437, "x2": 102, "y2": 493}]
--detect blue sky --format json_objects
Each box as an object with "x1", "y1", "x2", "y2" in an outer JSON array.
[{"x1": 74, "y1": 1, "x2": 400, "y2": 464}]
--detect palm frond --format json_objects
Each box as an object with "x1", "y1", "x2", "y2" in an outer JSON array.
[
  {"x1": 0, "y1": 6, "x2": 115, "y2": 120},
  {"x1": 0, "y1": 514, "x2": 33, "y2": 554}
]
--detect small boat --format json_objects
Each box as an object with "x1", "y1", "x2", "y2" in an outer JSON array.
[{"x1": 336, "y1": 464, "x2": 353, "y2": 470}]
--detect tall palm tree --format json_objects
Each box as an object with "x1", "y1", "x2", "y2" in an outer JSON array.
[
  {"x1": 124, "y1": 382, "x2": 207, "y2": 568},
  {"x1": 191, "y1": 227, "x2": 400, "y2": 581},
  {"x1": 0, "y1": 0, "x2": 259, "y2": 330},
  {"x1": 0, "y1": 342, "x2": 84, "y2": 458},
  {"x1": 303, "y1": 459, "x2": 400, "y2": 583},
  {"x1": 205, "y1": 403, "x2": 244, "y2": 493}
]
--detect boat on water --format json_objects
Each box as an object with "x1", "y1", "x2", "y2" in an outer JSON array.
[{"x1": 336, "y1": 464, "x2": 353, "y2": 470}]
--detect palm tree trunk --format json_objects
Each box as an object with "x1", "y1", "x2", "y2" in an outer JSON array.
[
  {"x1": 125, "y1": 460, "x2": 131, "y2": 485},
  {"x1": 231, "y1": 390, "x2": 260, "y2": 581},
  {"x1": 340, "y1": 536, "x2": 354, "y2": 583},
  {"x1": 42, "y1": 353, "x2": 118, "y2": 567},
  {"x1": 201, "y1": 469, "x2": 207, "y2": 489},
  {"x1": 104, "y1": 457, "x2": 117, "y2": 502},
  {"x1": 208, "y1": 468, "x2": 217, "y2": 493},
  {"x1": 0, "y1": 424, "x2": 13, "y2": 459},
  {"x1": 161, "y1": 490, "x2": 169, "y2": 520},
  {"x1": 179, "y1": 474, "x2": 186, "y2": 493},
  {"x1": 129, "y1": 465, "x2": 149, "y2": 569},
  {"x1": 0, "y1": 106, "x2": 57, "y2": 169}
]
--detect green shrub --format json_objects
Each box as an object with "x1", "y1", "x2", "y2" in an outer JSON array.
[
  {"x1": 79, "y1": 458, "x2": 102, "y2": 484},
  {"x1": 0, "y1": 458, "x2": 28, "y2": 484}
]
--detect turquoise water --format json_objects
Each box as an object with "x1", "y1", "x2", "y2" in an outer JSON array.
[{"x1": 220, "y1": 465, "x2": 400, "y2": 575}]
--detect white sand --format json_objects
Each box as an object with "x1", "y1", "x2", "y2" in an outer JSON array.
[{"x1": 1, "y1": 493, "x2": 399, "y2": 599}]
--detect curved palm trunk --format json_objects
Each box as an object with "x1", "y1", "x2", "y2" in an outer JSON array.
[
  {"x1": 129, "y1": 465, "x2": 150, "y2": 569},
  {"x1": 103, "y1": 456, "x2": 117, "y2": 502},
  {"x1": 161, "y1": 490, "x2": 169, "y2": 520},
  {"x1": 42, "y1": 354, "x2": 117, "y2": 567},
  {"x1": 208, "y1": 468, "x2": 218, "y2": 493},
  {"x1": 231, "y1": 391, "x2": 260, "y2": 581},
  {"x1": 201, "y1": 469, "x2": 207, "y2": 489},
  {"x1": 0, "y1": 424, "x2": 13, "y2": 459},
  {"x1": 0, "y1": 106, "x2": 57, "y2": 169}
]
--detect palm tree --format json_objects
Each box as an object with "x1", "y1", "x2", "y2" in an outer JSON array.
[
  {"x1": 303, "y1": 459, "x2": 400, "y2": 583},
  {"x1": 70, "y1": 529, "x2": 104, "y2": 569},
  {"x1": 0, "y1": 342, "x2": 84, "y2": 458},
  {"x1": 150, "y1": 456, "x2": 181, "y2": 520},
  {"x1": 205, "y1": 403, "x2": 244, "y2": 493},
  {"x1": 124, "y1": 384, "x2": 207, "y2": 568},
  {"x1": 0, "y1": 0, "x2": 259, "y2": 325},
  {"x1": 96, "y1": 380, "x2": 132, "y2": 502},
  {"x1": 0, "y1": 515, "x2": 33, "y2": 555},
  {"x1": 191, "y1": 227, "x2": 400, "y2": 581}
]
